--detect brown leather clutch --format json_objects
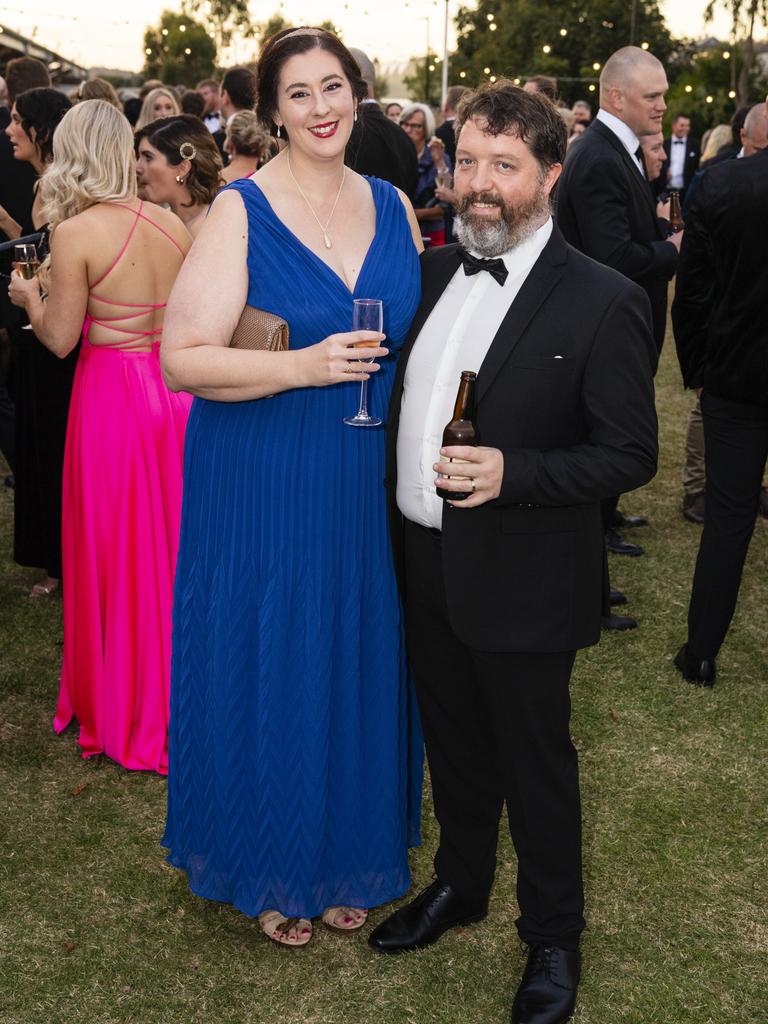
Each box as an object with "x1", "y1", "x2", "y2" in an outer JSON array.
[{"x1": 229, "y1": 305, "x2": 289, "y2": 352}]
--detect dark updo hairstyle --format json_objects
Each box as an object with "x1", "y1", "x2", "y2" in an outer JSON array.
[
  {"x1": 14, "y1": 87, "x2": 72, "y2": 164},
  {"x1": 256, "y1": 27, "x2": 367, "y2": 138},
  {"x1": 134, "y1": 114, "x2": 224, "y2": 207}
]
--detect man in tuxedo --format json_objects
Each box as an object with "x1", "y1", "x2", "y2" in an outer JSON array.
[
  {"x1": 435, "y1": 85, "x2": 469, "y2": 167},
  {"x1": 672, "y1": 100, "x2": 768, "y2": 687},
  {"x1": 212, "y1": 67, "x2": 256, "y2": 160},
  {"x1": 345, "y1": 49, "x2": 418, "y2": 200},
  {"x1": 556, "y1": 45, "x2": 680, "y2": 610},
  {"x1": 368, "y1": 82, "x2": 658, "y2": 1024},
  {"x1": 196, "y1": 78, "x2": 222, "y2": 134},
  {"x1": 662, "y1": 114, "x2": 700, "y2": 200}
]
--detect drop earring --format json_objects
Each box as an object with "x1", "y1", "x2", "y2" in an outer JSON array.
[
  {"x1": 276, "y1": 124, "x2": 282, "y2": 139},
  {"x1": 354, "y1": 107, "x2": 358, "y2": 123},
  {"x1": 175, "y1": 175, "x2": 185, "y2": 185}
]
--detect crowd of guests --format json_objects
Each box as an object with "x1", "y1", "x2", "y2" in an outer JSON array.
[{"x1": 0, "y1": 29, "x2": 765, "y2": 1024}]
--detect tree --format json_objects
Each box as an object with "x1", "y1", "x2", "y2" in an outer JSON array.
[
  {"x1": 142, "y1": 11, "x2": 216, "y2": 86},
  {"x1": 187, "y1": 0, "x2": 255, "y2": 60},
  {"x1": 451, "y1": 0, "x2": 675, "y2": 104},
  {"x1": 403, "y1": 53, "x2": 444, "y2": 106},
  {"x1": 704, "y1": 0, "x2": 768, "y2": 104},
  {"x1": 255, "y1": 12, "x2": 341, "y2": 48}
]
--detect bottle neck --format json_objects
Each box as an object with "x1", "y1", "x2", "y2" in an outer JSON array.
[{"x1": 453, "y1": 377, "x2": 476, "y2": 422}]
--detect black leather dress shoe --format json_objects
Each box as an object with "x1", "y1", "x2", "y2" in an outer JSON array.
[
  {"x1": 674, "y1": 644, "x2": 716, "y2": 686},
  {"x1": 368, "y1": 879, "x2": 487, "y2": 953},
  {"x1": 512, "y1": 944, "x2": 581, "y2": 1024},
  {"x1": 610, "y1": 509, "x2": 649, "y2": 529},
  {"x1": 682, "y1": 492, "x2": 705, "y2": 524},
  {"x1": 609, "y1": 589, "x2": 628, "y2": 606},
  {"x1": 605, "y1": 529, "x2": 644, "y2": 557},
  {"x1": 601, "y1": 612, "x2": 637, "y2": 631}
]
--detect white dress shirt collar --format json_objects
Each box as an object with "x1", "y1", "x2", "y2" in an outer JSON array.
[{"x1": 596, "y1": 108, "x2": 644, "y2": 174}]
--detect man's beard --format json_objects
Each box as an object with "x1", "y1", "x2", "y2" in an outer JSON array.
[{"x1": 454, "y1": 185, "x2": 550, "y2": 257}]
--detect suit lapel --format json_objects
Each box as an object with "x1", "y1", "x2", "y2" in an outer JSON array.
[
  {"x1": 592, "y1": 120, "x2": 659, "y2": 223},
  {"x1": 475, "y1": 227, "x2": 568, "y2": 405}
]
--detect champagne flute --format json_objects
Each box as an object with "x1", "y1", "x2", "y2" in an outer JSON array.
[
  {"x1": 343, "y1": 298, "x2": 384, "y2": 427},
  {"x1": 14, "y1": 243, "x2": 39, "y2": 280},
  {"x1": 435, "y1": 170, "x2": 453, "y2": 190},
  {"x1": 13, "y1": 243, "x2": 38, "y2": 331}
]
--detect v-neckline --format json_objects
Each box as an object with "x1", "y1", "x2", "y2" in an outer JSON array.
[{"x1": 246, "y1": 175, "x2": 380, "y2": 297}]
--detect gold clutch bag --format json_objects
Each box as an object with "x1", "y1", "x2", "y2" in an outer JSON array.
[{"x1": 229, "y1": 305, "x2": 289, "y2": 351}]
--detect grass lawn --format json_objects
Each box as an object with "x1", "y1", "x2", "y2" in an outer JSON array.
[{"x1": 1, "y1": 333, "x2": 766, "y2": 1024}]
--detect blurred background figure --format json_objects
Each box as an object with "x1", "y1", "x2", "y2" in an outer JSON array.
[
  {"x1": 523, "y1": 75, "x2": 558, "y2": 101},
  {"x1": 180, "y1": 90, "x2": 206, "y2": 120},
  {"x1": 661, "y1": 114, "x2": 699, "y2": 201},
  {"x1": 220, "y1": 110, "x2": 275, "y2": 183},
  {"x1": 139, "y1": 79, "x2": 163, "y2": 100},
  {"x1": 196, "y1": 78, "x2": 221, "y2": 133},
  {"x1": 699, "y1": 123, "x2": 732, "y2": 166},
  {"x1": 135, "y1": 87, "x2": 180, "y2": 132},
  {"x1": 399, "y1": 102, "x2": 451, "y2": 245},
  {"x1": 384, "y1": 101, "x2": 403, "y2": 123},
  {"x1": 641, "y1": 130, "x2": 668, "y2": 184},
  {"x1": 571, "y1": 99, "x2": 592, "y2": 126},
  {"x1": 345, "y1": 48, "x2": 418, "y2": 200},
  {"x1": 435, "y1": 84, "x2": 469, "y2": 167},
  {"x1": 122, "y1": 96, "x2": 142, "y2": 127},
  {"x1": 739, "y1": 102, "x2": 768, "y2": 156},
  {"x1": 9, "y1": 98, "x2": 192, "y2": 771},
  {"x1": 135, "y1": 115, "x2": 223, "y2": 237},
  {"x1": 4, "y1": 85, "x2": 73, "y2": 598},
  {"x1": 212, "y1": 66, "x2": 257, "y2": 158},
  {"x1": 72, "y1": 78, "x2": 122, "y2": 111}
]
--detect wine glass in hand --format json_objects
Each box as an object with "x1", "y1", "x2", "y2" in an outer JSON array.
[
  {"x1": 344, "y1": 298, "x2": 384, "y2": 427},
  {"x1": 14, "y1": 243, "x2": 39, "y2": 280}
]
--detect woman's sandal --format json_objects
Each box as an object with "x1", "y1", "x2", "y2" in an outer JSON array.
[
  {"x1": 258, "y1": 910, "x2": 313, "y2": 948},
  {"x1": 321, "y1": 906, "x2": 369, "y2": 933},
  {"x1": 29, "y1": 576, "x2": 59, "y2": 598}
]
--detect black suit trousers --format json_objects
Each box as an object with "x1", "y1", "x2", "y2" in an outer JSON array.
[
  {"x1": 403, "y1": 519, "x2": 585, "y2": 949},
  {"x1": 687, "y1": 393, "x2": 768, "y2": 658}
]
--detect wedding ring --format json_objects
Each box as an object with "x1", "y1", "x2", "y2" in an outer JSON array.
[{"x1": 470, "y1": 479, "x2": 476, "y2": 493}]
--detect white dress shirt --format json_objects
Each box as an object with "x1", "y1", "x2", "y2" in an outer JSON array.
[
  {"x1": 668, "y1": 134, "x2": 688, "y2": 188},
  {"x1": 203, "y1": 112, "x2": 222, "y2": 134},
  {"x1": 596, "y1": 108, "x2": 645, "y2": 177},
  {"x1": 396, "y1": 218, "x2": 553, "y2": 529}
]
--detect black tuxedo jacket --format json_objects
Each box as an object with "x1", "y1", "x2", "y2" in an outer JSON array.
[
  {"x1": 386, "y1": 228, "x2": 658, "y2": 653},
  {"x1": 346, "y1": 101, "x2": 418, "y2": 201},
  {"x1": 435, "y1": 117, "x2": 457, "y2": 168},
  {"x1": 661, "y1": 135, "x2": 700, "y2": 194},
  {"x1": 556, "y1": 118, "x2": 677, "y2": 353},
  {"x1": 672, "y1": 148, "x2": 768, "y2": 405}
]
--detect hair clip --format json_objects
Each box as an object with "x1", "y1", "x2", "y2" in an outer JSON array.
[{"x1": 179, "y1": 142, "x2": 197, "y2": 161}]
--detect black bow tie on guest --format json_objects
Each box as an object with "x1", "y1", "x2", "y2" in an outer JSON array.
[{"x1": 458, "y1": 247, "x2": 508, "y2": 286}]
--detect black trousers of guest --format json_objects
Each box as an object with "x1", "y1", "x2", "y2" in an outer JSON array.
[
  {"x1": 688, "y1": 393, "x2": 768, "y2": 659},
  {"x1": 403, "y1": 519, "x2": 585, "y2": 950}
]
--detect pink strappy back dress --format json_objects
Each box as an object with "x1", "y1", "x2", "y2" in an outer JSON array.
[{"x1": 53, "y1": 202, "x2": 192, "y2": 774}]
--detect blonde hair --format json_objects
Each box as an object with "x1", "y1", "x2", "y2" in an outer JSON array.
[
  {"x1": 73, "y1": 77, "x2": 123, "y2": 111},
  {"x1": 700, "y1": 123, "x2": 731, "y2": 164},
  {"x1": 41, "y1": 99, "x2": 137, "y2": 229},
  {"x1": 135, "y1": 87, "x2": 180, "y2": 131},
  {"x1": 225, "y1": 110, "x2": 275, "y2": 161}
]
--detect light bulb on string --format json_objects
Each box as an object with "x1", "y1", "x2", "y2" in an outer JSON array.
[
  {"x1": 706, "y1": 95, "x2": 713, "y2": 103},
  {"x1": 560, "y1": 28, "x2": 567, "y2": 36},
  {"x1": 542, "y1": 44, "x2": 551, "y2": 54},
  {"x1": 728, "y1": 89, "x2": 736, "y2": 98},
  {"x1": 685, "y1": 84, "x2": 693, "y2": 93},
  {"x1": 490, "y1": 23, "x2": 497, "y2": 31},
  {"x1": 723, "y1": 50, "x2": 730, "y2": 59},
  {"x1": 592, "y1": 62, "x2": 600, "y2": 70},
  {"x1": 588, "y1": 83, "x2": 596, "y2": 92},
  {"x1": 641, "y1": 42, "x2": 649, "y2": 50}
]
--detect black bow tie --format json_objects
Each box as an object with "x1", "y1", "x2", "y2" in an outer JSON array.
[
  {"x1": 673, "y1": 138, "x2": 685, "y2": 144},
  {"x1": 458, "y1": 247, "x2": 508, "y2": 286}
]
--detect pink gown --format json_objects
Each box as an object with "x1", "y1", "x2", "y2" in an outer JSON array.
[{"x1": 53, "y1": 201, "x2": 192, "y2": 774}]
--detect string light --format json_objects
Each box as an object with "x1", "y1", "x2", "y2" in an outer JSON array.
[
  {"x1": 588, "y1": 83, "x2": 596, "y2": 92},
  {"x1": 487, "y1": 12, "x2": 494, "y2": 20},
  {"x1": 728, "y1": 89, "x2": 736, "y2": 98},
  {"x1": 490, "y1": 75, "x2": 496, "y2": 82},
  {"x1": 641, "y1": 41, "x2": 649, "y2": 50},
  {"x1": 685, "y1": 84, "x2": 693, "y2": 92},
  {"x1": 184, "y1": 47, "x2": 191, "y2": 55},
  {"x1": 592, "y1": 61, "x2": 600, "y2": 70},
  {"x1": 723, "y1": 50, "x2": 731, "y2": 59},
  {"x1": 514, "y1": 77, "x2": 520, "y2": 85},
  {"x1": 490, "y1": 22, "x2": 497, "y2": 30},
  {"x1": 483, "y1": 66, "x2": 490, "y2": 74},
  {"x1": 542, "y1": 44, "x2": 551, "y2": 54},
  {"x1": 161, "y1": 28, "x2": 168, "y2": 36},
  {"x1": 179, "y1": 24, "x2": 186, "y2": 32},
  {"x1": 560, "y1": 28, "x2": 567, "y2": 36},
  {"x1": 706, "y1": 95, "x2": 713, "y2": 103},
  {"x1": 459, "y1": 70, "x2": 466, "y2": 78},
  {"x1": 145, "y1": 47, "x2": 152, "y2": 54}
]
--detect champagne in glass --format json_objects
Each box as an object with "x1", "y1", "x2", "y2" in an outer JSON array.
[
  {"x1": 344, "y1": 298, "x2": 384, "y2": 427},
  {"x1": 435, "y1": 170, "x2": 453, "y2": 190},
  {"x1": 14, "y1": 243, "x2": 38, "y2": 280}
]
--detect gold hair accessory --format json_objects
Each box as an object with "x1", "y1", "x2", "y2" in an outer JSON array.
[{"x1": 179, "y1": 142, "x2": 197, "y2": 160}]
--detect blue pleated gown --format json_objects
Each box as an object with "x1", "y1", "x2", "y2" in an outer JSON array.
[{"x1": 163, "y1": 176, "x2": 423, "y2": 919}]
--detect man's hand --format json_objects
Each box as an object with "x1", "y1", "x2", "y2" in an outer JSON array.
[
  {"x1": 668, "y1": 228, "x2": 684, "y2": 252},
  {"x1": 433, "y1": 445, "x2": 504, "y2": 507}
]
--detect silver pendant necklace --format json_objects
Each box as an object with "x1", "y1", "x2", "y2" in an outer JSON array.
[{"x1": 287, "y1": 153, "x2": 346, "y2": 249}]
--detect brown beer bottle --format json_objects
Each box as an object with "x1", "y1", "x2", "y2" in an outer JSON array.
[
  {"x1": 436, "y1": 370, "x2": 478, "y2": 501},
  {"x1": 668, "y1": 190, "x2": 684, "y2": 234}
]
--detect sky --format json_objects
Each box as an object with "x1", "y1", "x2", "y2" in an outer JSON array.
[{"x1": 0, "y1": 1, "x2": 756, "y2": 74}]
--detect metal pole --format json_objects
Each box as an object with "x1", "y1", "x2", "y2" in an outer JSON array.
[
  {"x1": 441, "y1": 0, "x2": 449, "y2": 110},
  {"x1": 424, "y1": 17, "x2": 430, "y2": 104}
]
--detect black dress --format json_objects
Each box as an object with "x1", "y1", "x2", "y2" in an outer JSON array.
[{"x1": 9, "y1": 219, "x2": 79, "y2": 579}]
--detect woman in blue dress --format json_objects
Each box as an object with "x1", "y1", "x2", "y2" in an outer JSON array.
[{"x1": 161, "y1": 27, "x2": 423, "y2": 947}]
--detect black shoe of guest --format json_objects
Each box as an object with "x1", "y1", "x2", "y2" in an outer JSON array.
[
  {"x1": 605, "y1": 529, "x2": 644, "y2": 557},
  {"x1": 682, "y1": 492, "x2": 706, "y2": 524},
  {"x1": 609, "y1": 589, "x2": 628, "y2": 606},
  {"x1": 368, "y1": 879, "x2": 487, "y2": 953},
  {"x1": 674, "y1": 645, "x2": 716, "y2": 686},
  {"x1": 601, "y1": 612, "x2": 637, "y2": 631},
  {"x1": 512, "y1": 944, "x2": 581, "y2": 1024},
  {"x1": 610, "y1": 509, "x2": 649, "y2": 529}
]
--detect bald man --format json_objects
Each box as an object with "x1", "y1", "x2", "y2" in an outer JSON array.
[
  {"x1": 556, "y1": 46, "x2": 679, "y2": 621},
  {"x1": 739, "y1": 102, "x2": 768, "y2": 157}
]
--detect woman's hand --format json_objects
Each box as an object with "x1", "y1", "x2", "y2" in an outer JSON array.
[
  {"x1": 296, "y1": 330, "x2": 388, "y2": 388},
  {"x1": 434, "y1": 184, "x2": 457, "y2": 206},
  {"x1": 0, "y1": 204, "x2": 22, "y2": 241},
  {"x1": 428, "y1": 136, "x2": 447, "y2": 167},
  {"x1": 8, "y1": 268, "x2": 42, "y2": 310}
]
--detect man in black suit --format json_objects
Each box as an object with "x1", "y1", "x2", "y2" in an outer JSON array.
[
  {"x1": 211, "y1": 67, "x2": 256, "y2": 160},
  {"x1": 434, "y1": 84, "x2": 469, "y2": 167},
  {"x1": 671, "y1": 101, "x2": 768, "y2": 688},
  {"x1": 556, "y1": 45, "x2": 680, "y2": 609},
  {"x1": 662, "y1": 113, "x2": 700, "y2": 200},
  {"x1": 368, "y1": 82, "x2": 658, "y2": 1024},
  {"x1": 345, "y1": 49, "x2": 418, "y2": 201}
]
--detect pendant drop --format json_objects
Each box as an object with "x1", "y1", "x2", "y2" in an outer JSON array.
[{"x1": 323, "y1": 233, "x2": 332, "y2": 249}]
